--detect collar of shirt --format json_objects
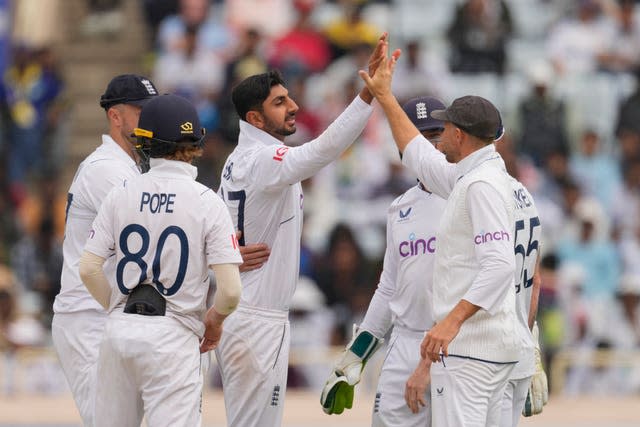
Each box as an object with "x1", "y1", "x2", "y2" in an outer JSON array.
[
  {"x1": 101, "y1": 134, "x2": 137, "y2": 167},
  {"x1": 148, "y1": 158, "x2": 198, "y2": 180},
  {"x1": 455, "y1": 143, "x2": 503, "y2": 181},
  {"x1": 238, "y1": 119, "x2": 283, "y2": 147}
]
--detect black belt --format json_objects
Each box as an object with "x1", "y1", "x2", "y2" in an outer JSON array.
[{"x1": 124, "y1": 285, "x2": 166, "y2": 316}]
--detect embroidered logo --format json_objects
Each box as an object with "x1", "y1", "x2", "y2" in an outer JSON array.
[
  {"x1": 416, "y1": 102, "x2": 428, "y2": 120},
  {"x1": 141, "y1": 79, "x2": 157, "y2": 95},
  {"x1": 180, "y1": 122, "x2": 193, "y2": 134},
  {"x1": 374, "y1": 392, "x2": 381, "y2": 413},
  {"x1": 436, "y1": 387, "x2": 444, "y2": 396},
  {"x1": 273, "y1": 146, "x2": 289, "y2": 161},
  {"x1": 399, "y1": 207, "x2": 412, "y2": 219},
  {"x1": 271, "y1": 385, "x2": 281, "y2": 406},
  {"x1": 223, "y1": 162, "x2": 233, "y2": 181}
]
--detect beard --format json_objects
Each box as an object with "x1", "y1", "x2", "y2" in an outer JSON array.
[{"x1": 264, "y1": 115, "x2": 296, "y2": 138}]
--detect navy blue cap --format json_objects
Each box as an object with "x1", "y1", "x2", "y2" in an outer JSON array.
[
  {"x1": 135, "y1": 94, "x2": 204, "y2": 143},
  {"x1": 402, "y1": 96, "x2": 446, "y2": 132},
  {"x1": 100, "y1": 74, "x2": 158, "y2": 110}
]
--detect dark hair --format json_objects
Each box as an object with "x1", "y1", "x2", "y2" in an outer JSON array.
[{"x1": 231, "y1": 69, "x2": 286, "y2": 121}]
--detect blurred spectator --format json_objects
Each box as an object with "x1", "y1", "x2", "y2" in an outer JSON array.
[
  {"x1": 315, "y1": 223, "x2": 377, "y2": 344},
  {"x1": 610, "y1": 158, "x2": 640, "y2": 240},
  {"x1": 9, "y1": 215, "x2": 62, "y2": 328},
  {"x1": 446, "y1": 0, "x2": 513, "y2": 74},
  {"x1": 37, "y1": 46, "x2": 69, "y2": 176},
  {"x1": 537, "y1": 253, "x2": 565, "y2": 387},
  {"x1": 515, "y1": 60, "x2": 570, "y2": 167},
  {"x1": 0, "y1": 45, "x2": 64, "y2": 206},
  {"x1": 140, "y1": 0, "x2": 179, "y2": 44},
  {"x1": 225, "y1": 0, "x2": 295, "y2": 38},
  {"x1": 156, "y1": 0, "x2": 234, "y2": 58},
  {"x1": 391, "y1": 39, "x2": 451, "y2": 103},
  {"x1": 153, "y1": 23, "x2": 225, "y2": 133},
  {"x1": 267, "y1": 0, "x2": 331, "y2": 81},
  {"x1": 81, "y1": 0, "x2": 123, "y2": 37},
  {"x1": 322, "y1": 2, "x2": 380, "y2": 60},
  {"x1": 217, "y1": 28, "x2": 268, "y2": 146},
  {"x1": 615, "y1": 68, "x2": 640, "y2": 164},
  {"x1": 284, "y1": 76, "x2": 323, "y2": 146},
  {"x1": 569, "y1": 129, "x2": 622, "y2": 210},
  {"x1": 617, "y1": 224, "x2": 640, "y2": 345},
  {"x1": 547, "y1": 0, "x2": 615, "y2": 75},
  {"x1": 597, "y1": 0, "x2": 640, "y2": 73},
  {"x1": 193, "y1": 133, "x2": 230, "y2": 192},
  {"x1": 288, "y1": 276, "x2": 333, "y2": 388}
]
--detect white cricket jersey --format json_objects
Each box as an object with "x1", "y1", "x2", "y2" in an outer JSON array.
[
  {"x1": 84, "y1": 158, "x2": 242, "y2": 336},
  {"x1": 54, "y1": 135, "x2": 140, "y2": 315},
  {"x1": 218, "y1": 96, "x2": 372, "y2": 311},
  {"x1": 360, "y1": 185, "x2": 446, "y2": 337},
  {"x1": 509, "y1": 177, "x2": 541, "y2": 379},
  {"x1": 403, "y1": 139, "x2": 519, "y2": 363}
]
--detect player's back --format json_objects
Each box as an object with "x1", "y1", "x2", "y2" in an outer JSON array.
[
  {"x1": 510, "y1": 176, "x2": 542, "y2": 378},
  {"x1": 100, "y1": 159, "x2": 234, "y2": 336},
  {"x1": 386, "y1": 185, "x2": 446, "y2": 331},
  {"x1": 218, "y1": 139, "x2": 303, "y2": 311},
  {"x1": 55, "y1": 137, "x2": 139, "y2": 315}
]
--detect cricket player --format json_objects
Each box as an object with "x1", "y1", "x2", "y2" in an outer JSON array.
[
  {"x1": 52, "y1": 74, "x2": 158, "y2": 426},
  {"x1": 78, "y1": 94, "x2": 243, "y2": 426},
  {"x1": 321, "y1": 96, "x2": 447, "y2": 427},
  {"x1": 215, "y1": 33, "x2": 394, "y2": 427},
  {"x1": 501, "y1": 176, "x2": 547, "y2": 426},
  {"x1": 361, "y1": 46, "x2": 521, "y2": 427}
]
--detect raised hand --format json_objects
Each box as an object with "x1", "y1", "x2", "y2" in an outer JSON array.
[{"x1": 359, "y1": 40, "x2": 401, "y2": 102}]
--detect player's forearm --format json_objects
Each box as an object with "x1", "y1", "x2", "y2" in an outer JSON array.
[
  {"x1": 210, "y1": 263, "x2": 242, "y2": 315},
  {"x1": 446, "y1": 299, "x2": 481, "y2": 328},
  {"x1": 528, "y1": 256, "x2": 542, "y2": 329},
  {"x1": 277, "y1": 96, "x2": 373, "y2": 185},
  {"x1": 359, "y1": 284, "x2": 394, "y2": 338},
  {"x1": 78, "y1": 250, "x2": 111, "y2": 310},
  {"x1": 376, "y1": 92, "x2": 420, "y2": 153}
]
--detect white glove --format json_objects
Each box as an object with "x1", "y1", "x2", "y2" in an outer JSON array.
[{"x1": 523, "y1": 321, "x2": 549, "y2": 416}]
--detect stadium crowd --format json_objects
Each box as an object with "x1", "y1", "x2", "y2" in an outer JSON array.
[{"x1": 1, "y1": 0, "x2": 640, "y2": 397}]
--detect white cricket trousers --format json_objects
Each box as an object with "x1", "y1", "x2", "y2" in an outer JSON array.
[
  {"x1": 215, "y1": 304, "x2": 290, "y2": 427},
  {"x1": 95, "y1": 312, "x2": 203, "y2": 427},
  {"x1": 52, "y1": 311, "x2": 107, "y2": 427},
  {"x1": 500, "y1": 377, "x2": 531, "y2": 427},
  {"x1": 372, "y1": 326, "x2": 431, "y2": 427},
  {"x1": 431, "y1": 356, "x2": 515, "y2": 427}
]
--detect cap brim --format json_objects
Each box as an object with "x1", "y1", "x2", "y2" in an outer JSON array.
[
  {"x1": 430, "y1": 109, "x2": 449, "y2": 121},
  {"x1": 126, "y1": 97, "x2": 153, "y2": 107}
]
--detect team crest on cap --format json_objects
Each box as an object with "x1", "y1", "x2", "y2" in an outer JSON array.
[
  {"x1": 416, "y1": 102, "x2": 428, "y2": 120},
  {"x1": 180, "y1": 122, "x2": 193, "y2": 134},
  {"x1": 141, "y1": 79, "x2": 157, "y2": 95}
]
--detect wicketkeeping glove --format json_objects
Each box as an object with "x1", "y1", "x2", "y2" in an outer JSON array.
[
  {"x1": 523, "y1": 321, "x2": 549, "y2": 416},
  {"x1": 320, "y1": 325, "x2": 383, "y2": 415}
]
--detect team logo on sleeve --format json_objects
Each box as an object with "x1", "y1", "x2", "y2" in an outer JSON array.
[{"x1": 273, "y1": 146, "x2": 289, "y2": 161}]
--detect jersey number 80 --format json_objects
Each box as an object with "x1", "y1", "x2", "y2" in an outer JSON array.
[{"x1": 116, "y1": 224, "x2": 189, "y2": 296}]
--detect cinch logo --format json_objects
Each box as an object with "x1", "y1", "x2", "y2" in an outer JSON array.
[
  {"x1": 180, "y1": 122, "x2": 193, "y2": 133},
  {"x1": 474, "y1": 230, "x2": 510, "y2": 244},
  {"x1": 399, "y1": 232, "x2": 436, "y2": 257}
]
